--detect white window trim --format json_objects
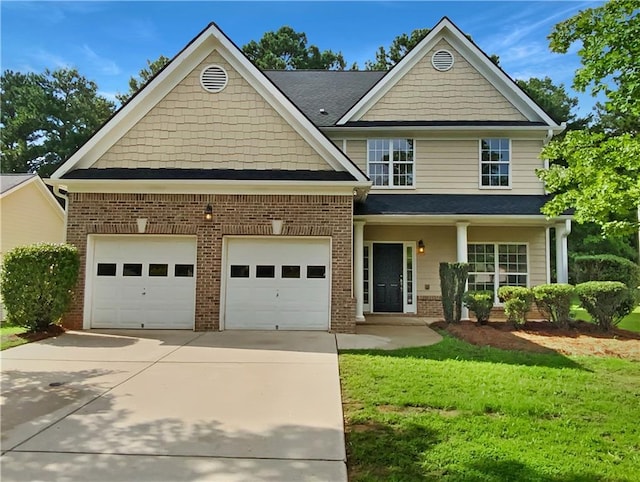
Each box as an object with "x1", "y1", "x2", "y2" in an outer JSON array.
[
  {"x1": 467, "y1": 241, "x2": 530, "y2": 305},
  {"x1": 363, "y1": 241, "x2": 417, "y2": 314},
  {"x1": 478, "y1": 138, "x2": 512, "y2": 190},
  {"x1": 367, "y1": 138, "x2": 416, "y2": 189}
]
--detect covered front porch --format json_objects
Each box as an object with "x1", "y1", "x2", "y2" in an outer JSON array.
[{"x1": 353, "y1": 218, "x2": 571, "y2": 321}]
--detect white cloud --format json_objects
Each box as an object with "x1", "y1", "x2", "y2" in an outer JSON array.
[
  {"x1": 82, "y1": 44, "x2": 121, "y2": 75},
  {"x1": 31, "y1": 49, "x2": 72, "y2": 69},
  {"x1": 98, "y1": 90, "x2": 119, "y2": 103}
]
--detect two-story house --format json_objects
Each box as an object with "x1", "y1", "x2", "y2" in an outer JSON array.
[{"x1": 48, "y1": 17, "x2": 571, "y2": 333}]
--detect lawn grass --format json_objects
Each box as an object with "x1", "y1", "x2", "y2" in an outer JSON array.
[
  {"x1": 340, "y1": 335, "x2": 640, "y2": 481},
  {"x1": 0, "y1": 323, "x2": 29, "y2": 350},
  {"x1": 572, "y1": 302, "x2": 640, "y2": 333}
]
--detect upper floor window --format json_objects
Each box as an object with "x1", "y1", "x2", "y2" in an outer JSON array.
[
  {"x1": 480, "y1": 138, "x2": 510, "y2": 188},
  {"x1": 367, "y1": 139, "x2": 414, "y2": 187}
]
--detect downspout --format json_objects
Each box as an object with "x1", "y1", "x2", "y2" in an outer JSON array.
[
  {"x1": 53, "y1": 185, "x2": 69, "y2": 243},
  {"x1": 543, "y1": 128, "x2": 554, "y2": 146}
]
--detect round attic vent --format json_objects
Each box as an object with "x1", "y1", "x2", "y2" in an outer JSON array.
[
  {"x1": 431, "y1": 50, "x2": 454, "y2": 72},
  {"x1": 200, "y1": 65, "x2": 228, "y2": 93}
]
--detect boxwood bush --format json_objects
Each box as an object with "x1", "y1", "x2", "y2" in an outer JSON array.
[
  {"x1": 532, "y1": 284, "x2": 575, "y2": 327},
  {"x1": 462, "y1": 290, "x2": 494, "y2": 325},
  {"x1": 439, "y1": 262, "x2": 469, "y2": 323},
  {"x1": 576, "y1": 281, "x2": 633, "y2": 331},
  {"x1": 0, "y1": 243, "x2": 79, "y2": 332},
  {"x1": 498, "y1": 286, "x2": 533, "y2": 328},
  {"x1": 574, "y1": 254, "x2": 640, "y2": 288}
]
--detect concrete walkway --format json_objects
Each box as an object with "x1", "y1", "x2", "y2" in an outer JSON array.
[
  {"x1": 337, "y1": 324, "x2": 443, "y2": 350},
  {"x1": 1, "y1": 331, "x2": 346, "y2": 482}
]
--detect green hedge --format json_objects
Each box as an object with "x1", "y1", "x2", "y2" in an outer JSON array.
[
  {"x1": 498, "y1": 286, "x2": 533, "y2": 328},
  {"x1": 462, "y1": 290, "x2": 494, "y2": 325},
  {"x1": 532, "y1": 284, "x2": 575, "y2": 327},
  {"x1": 576, "y1": 281, "x2": 633, "y2": 331},
  {"x1": 439, "y1": 262, "x2": 469, "y2": 323},
  {"x1": 0, "y1": 243, "x2": 79, "y2": 332},
  {"x1": 573, "y1": 254, "x2": 640, "y2": 288}
]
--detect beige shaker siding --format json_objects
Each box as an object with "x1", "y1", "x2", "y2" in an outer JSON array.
[
  {"x1": 0, "y1": 182, "x2": 64, "y2": 259},
  {"x1": 360, "y1": 39, "x2": 527, "y2": 122},
  {"x1": 93, "y1": 51, "x2": 332, "y2": 171},
  {"x1": 363, "y1": 224, "x2": 547, "y2": 299}
]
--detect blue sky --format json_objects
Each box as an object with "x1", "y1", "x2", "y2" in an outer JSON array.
[{"x1": 2, "y1": 1, "x2": 604, "y2": 116}]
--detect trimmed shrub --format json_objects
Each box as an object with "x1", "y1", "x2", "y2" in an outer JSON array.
[
  {"x1": 574, "y1": 254, "x2": 640, "y2": 288},
  {"x1": 439, "y1": 262, "x2": 469, "y2": 323},
  {"x1": 462, "y1": 290, "x2": 494, "y2": 325},
  {"x1": 576, "y1": 281, "x2": 633, "y2": 331},
  {"x1": 573, "y1": 254, "x2": 640, "y2": 321},
  {"x1": 0, "y1": 243, "x2": 80, "y2": 332},
  {"x1": 498, "y1": 286, "x2": 533, "y2": 328},
  {"x1": 532, "y1": 284, "x2": 575, "y2": 327}
]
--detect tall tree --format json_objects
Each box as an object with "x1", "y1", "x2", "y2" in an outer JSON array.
[
  {"x1": 1, "y1": 71, "x2": 49, "y2": 173},
  {"x1": 537, "y1": 0, "x2": 640, "y2": 238},
  {"x1": 242, "y1": 26, "x2": 346, "y2": 70},
  {"x1": 0, "y1": 68, "x2": 114, "y2": 175},
  {"x1": 116, "y1": 55, "x2": 170, "y2": 104},
  {"x1": 365, "y1": 28, "x2": 431, "y2": 70},
  {"x1": 516, "y1": 77, "x2": 590, "y2": 130}
]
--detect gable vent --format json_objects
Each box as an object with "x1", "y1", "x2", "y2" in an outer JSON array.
[
  {"x1": 200, "y1": 65, "x2": 228, "y2": 93},
  {"x1": 431, "y1": 50, "x2": 454, "y2": 72}
]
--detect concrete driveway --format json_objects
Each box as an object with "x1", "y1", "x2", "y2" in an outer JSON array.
[{"x1": 1, "y1": 330, "x2": 346, "y2": 482}]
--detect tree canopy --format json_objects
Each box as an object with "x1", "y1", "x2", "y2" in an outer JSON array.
[
  {"x1": 549, "y1": 0, "x2": 639, "y2": 126},
  {"x1": 538, "y1": 0, "x2": 640, "y2": 238},
  {"x1": 116, "y1": 55, "x2": 170, "y2": 104},
  {"x1": 242, "y1": 26, "x2": 346, "y2": 70},
  {"x1": 515, "y1": 77, "x2": 590, "y2": 129},
  {"x1": 1, "y1": 68, "x2": 115, "y2": 175}
]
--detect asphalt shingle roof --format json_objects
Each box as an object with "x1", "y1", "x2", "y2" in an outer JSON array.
[
  {"x1": 63, "y1": 168, "x2": 356, "y2": 181},
  {"x1": 355, "y1": 194, "x2": 554, "y2": 216},
  {"x1": 0, "y1": 174, "x2": 35, "y2": 195},
  {"x1": 264, "y1": 70, "x2": 386, "y2": 127}
]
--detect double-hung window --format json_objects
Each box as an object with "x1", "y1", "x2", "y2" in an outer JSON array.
[
  {"x1": 468, "y1": 243, "x2": 528, "y2": 302},
  {"x1": 480, "y1": 138, "x2": 510, "y2": 188},
  {"x1": 368, "y1": 139, "x2": 414, "y2": 187}
]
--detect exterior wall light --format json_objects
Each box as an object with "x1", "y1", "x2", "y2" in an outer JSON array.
[
  {"x1": 204, "y1": 204, "x2": 213, "y2": 221},
  {"x1": 418, "y1": 239, "x2": 425, "y2": 254}
]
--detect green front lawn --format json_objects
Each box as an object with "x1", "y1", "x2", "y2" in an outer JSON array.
[
  {"x1": 0, "y1": 324, "x2": 29, "y2": 350},
  {"x1": 340, "y1": 335, "x2": 640, "y2": 481}
]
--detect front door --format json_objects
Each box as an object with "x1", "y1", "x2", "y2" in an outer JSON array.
[{"x1": 373, "y1": 243, "x2": 403, "y2": 312}]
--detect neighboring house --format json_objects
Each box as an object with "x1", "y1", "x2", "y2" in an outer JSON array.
[
  {"x1": 0, "y1": 174, "x2": 65, "y2": 260},
  {"x1": 47, "y1": 17, "x2": 571, "y2": 333},
  {"x1": 0, "y1": 174, "x2": 66, "y2": 320}
]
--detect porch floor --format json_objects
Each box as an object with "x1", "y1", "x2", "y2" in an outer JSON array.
[{"x1": 361, "y1": 314, "x2": 441, "y2": 326}]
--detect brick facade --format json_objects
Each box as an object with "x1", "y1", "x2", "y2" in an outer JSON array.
[
  {"x1": 417, "y1": 295, "x2": 444, "y2": 318},
  {"x1": 65, "y1": 193, "x2": 356, "y2": 333}
]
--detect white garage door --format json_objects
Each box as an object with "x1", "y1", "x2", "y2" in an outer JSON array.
[
  {"x1": 90, "y1": 236, "x2": 196, "y2": 329},
  {"x1": 224, "y1": 237, "x2": 330, "y2": 330}
]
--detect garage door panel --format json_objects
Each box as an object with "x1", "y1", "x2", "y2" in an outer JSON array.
[
  {"x1": 224, "y1": 237, "x2": 330, "y2": 331},
  {"x1": 90, "y1": 236, "x2": 196, "y2": 329}
]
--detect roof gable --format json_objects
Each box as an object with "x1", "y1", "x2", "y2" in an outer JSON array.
[
  {"x1": 337, "y1": 17, "x2": 561, "y2": 129},
  {"x1": 0, "y1": 174, "x2": 64, "y2": 216},
  {"x1": 51, "y1": 23, "x2": 368, "y2": 182}
]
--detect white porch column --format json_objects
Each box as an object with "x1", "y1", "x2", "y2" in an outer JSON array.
[
  {"x1": 354, "y1": 221, "x2": 365, "y2": 321},
  {"x1": 555, "y1": 220, "x2": 571, "y2": 283},
  {"x1": 456, "y1": 222, "x2": 469, "y2": 319}
]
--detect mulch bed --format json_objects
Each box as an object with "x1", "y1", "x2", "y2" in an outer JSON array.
[
  {"x1": 6, "y1": 324, "x2": 66, "y2": 345},
  {"x1": 433, "y1": 320, "x2": 640, "y2": 360}
]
